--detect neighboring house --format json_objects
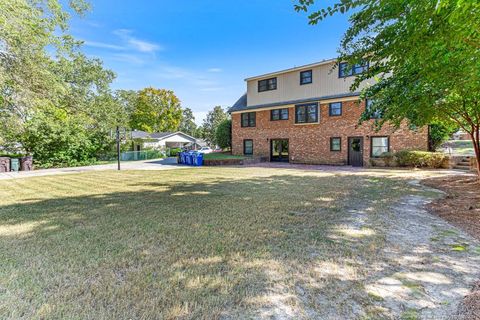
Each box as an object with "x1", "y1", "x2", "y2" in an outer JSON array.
[
  {"x1": 452, "y1": 130, "x2": 470, "y2": 141},
  {"x1": 229, "y1": 59, "x2": 428, "y2": 166},
  {"x1": 131, "y1": 130, "x2": 199, "y2": 151}
]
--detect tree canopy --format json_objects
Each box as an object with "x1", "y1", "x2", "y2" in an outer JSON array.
[
  {"x1": 179, "y1": 108, "x2": 198, "y2": 137},
  {"x1": 296, "y1": 0, "x2": 480, "y2": 175},
  {"x1": 0, "y1": 0, "x2": 130, "y2": 167},
  {"x1": 202, "y1": 106, "x2": 228, "y2": 147},
  {"x1": 215, "y1": 119, "x2": 232, "y2": 150},
  {"x1": 129, "y1": 88, "x2": 183, "y2": 133}
]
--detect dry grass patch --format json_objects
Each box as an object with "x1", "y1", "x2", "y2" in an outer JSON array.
[{"x1": 0, "y1": 167, "x2": 441, "y2": 319}]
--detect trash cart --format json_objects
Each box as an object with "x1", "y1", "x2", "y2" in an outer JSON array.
[
  {"x1": 20, "y1": 156, "x2": 33, "y2": 171},
  {"x1": 194, "y1": 153, "x2": 203, "y2": 166},
  {"x1": 0, "y1": 157, "x2": 10, "y2": 172},
  {"x1": 10, "y1": 158, "x2": 20, "y2": 172},
  {"x1": 177, "y1": 153, "x2": 183, "y2": 164},
  {"x1": 185, "y1": 153, "x2": 193, "y2": 165}
]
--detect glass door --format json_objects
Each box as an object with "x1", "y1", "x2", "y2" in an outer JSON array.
[{"x1": 271, "y1": 139, "x2": 289, "y2": 162}]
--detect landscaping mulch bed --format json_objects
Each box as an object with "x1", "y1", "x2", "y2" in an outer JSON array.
[
  {"x1": 422, "y1": 175, "x2": 480, "y2": 240},
  {"x1": 422, "y1": 174, "x2": 480, "y2": 320}
]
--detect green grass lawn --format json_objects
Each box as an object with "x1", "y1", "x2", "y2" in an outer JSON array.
[
  {"x1": 0, "y1": 167, "x2": 435, "y2": 319},
  {"x1": 202, "y1": 152, "x2": 246, "y2": 160}
]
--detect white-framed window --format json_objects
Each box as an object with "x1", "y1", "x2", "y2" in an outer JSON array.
[{"x1": 371, "y1": 136, "x2": 389, "y2": 157}]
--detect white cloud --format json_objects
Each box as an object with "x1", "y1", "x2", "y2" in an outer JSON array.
[
  {"x1": 207, "y1": 68, "x2": 222, "y2": 73},
  {"x1": 84, "y1": 41, "x2": 125, "y2": 51},
  {"x1": 128, "y1": 38, "x2": 162, "y2": 53},
  {"x1": 113, "y1": 29, "x2": 162, "y2": 53},
  {"x1": 111, "y1": 53, "x2": 146, "y2": 65}
]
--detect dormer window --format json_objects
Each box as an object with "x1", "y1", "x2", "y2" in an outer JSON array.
[
  {"x1": 339, "y1": 61, "x2": 368, "y2": 78},
  {"x1": 258, "y1": 78, "x2": 277, "y2": 92},
  {"x1": 300, "y1": 70, "x2": 312, "y2": 85}
]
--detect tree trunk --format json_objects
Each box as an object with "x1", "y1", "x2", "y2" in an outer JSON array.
[{"x1": 470, "y1": 128, "x2": 480, "y2": 179}]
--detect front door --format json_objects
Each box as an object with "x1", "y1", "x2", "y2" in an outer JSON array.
[
  {"x1": 271, "y1": 139, "x2": 289, "y2": 162},
  {"x1": 348, "y1": 137, "x2": 364, "y2": 166}
]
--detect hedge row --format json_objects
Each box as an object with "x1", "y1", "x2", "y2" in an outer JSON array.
[{"x1": 377, "y1": 150, "x2": 448, "y2": 168}]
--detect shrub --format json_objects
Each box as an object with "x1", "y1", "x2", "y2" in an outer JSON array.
[
  {"x1": 394, "y1": 150, "x2": 447, "y2": 168},
  {"x1": 169, "y1": 148, "x2": 182, "y2": 157},
  {"x1": 379, "y1": 152, "x2": 395, "y2": 167}
]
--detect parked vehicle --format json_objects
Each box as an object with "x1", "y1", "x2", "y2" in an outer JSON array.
[{"x1": 197, "y1": 147, "x2": 213, "y2": 154}]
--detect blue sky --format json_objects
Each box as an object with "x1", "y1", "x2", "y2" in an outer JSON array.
[{"x1": 69, "y1": 0, "x2": 350, "y2": 124}]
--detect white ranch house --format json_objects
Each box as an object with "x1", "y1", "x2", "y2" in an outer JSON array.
[{"x1": 131, "y1": 131, "x2": 203, "y2": 151}]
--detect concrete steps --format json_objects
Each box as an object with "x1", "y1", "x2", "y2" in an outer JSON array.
[{"x1": 453, "y1": 156, "x2": 472, "y2": 170}]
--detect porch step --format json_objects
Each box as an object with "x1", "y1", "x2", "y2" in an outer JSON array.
[
  {"x1": 454, "y1": 164, "x2": 471, "y2": 171},
  {"x1": 453, "y1": 156, "x2": 473, "y2": 170}
]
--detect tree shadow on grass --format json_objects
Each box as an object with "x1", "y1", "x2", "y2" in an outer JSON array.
[{"x1": 0, "y1": 172, "x2": 475, "y2": 319}]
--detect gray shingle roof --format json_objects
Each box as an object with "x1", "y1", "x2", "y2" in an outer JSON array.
[
  {"x1": 131, "y1": 131, "x2": 175, "y2": 140},
  {"x1": 150, "y1": 132, "x2": 174, "y2": 139},
  {"x1": 228, "y1": 93, "x2": 247, "y2": 113},
  {"x1": 228, "y1": 92, "x2": 361, "y2": 113},
  {"x1": 131, "y1": 130, "x2": 150, "y2": 139}
]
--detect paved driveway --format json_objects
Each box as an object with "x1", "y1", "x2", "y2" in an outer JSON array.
[{"x1": 0, "y1": 158, "x2": 183, "y2": 180}]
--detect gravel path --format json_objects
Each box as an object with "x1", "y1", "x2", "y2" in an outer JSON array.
[{"x1": 363, "y1": 182, "x2": 480, "y2": 319}]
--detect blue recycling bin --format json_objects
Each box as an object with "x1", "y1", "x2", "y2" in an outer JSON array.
[
  {"x1": 186, "y1": 153, "x2": 193, "y2": 165},
  {"x1": 194, "y1": 153, "x2": 203, "y2": 166},
  {"x1": 180, "y1": 152, "x2": 187, "y2": 164},
  {"x1": 192, "y1": 153, "x2": 198, "y2": 166},
  {"x1": 177, "y1": 153, "x2": 183, "y2": 164}
]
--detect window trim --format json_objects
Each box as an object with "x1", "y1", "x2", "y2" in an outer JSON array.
[
  {"x1": 370, "y1": 136, "x2": 390, "y2": 158},
  {"x1": 329, "y1": 102, "x2": 342, "y2": 116},
  {"x1": 300, "y1": 70, "x2": 313, "y2": 85},
  {"x1": 330, "y1": 137, "x2": 342, "y2": 152},
  {"x1": 258, "y1": 77, "x2": 277, "y2": 92},
  {"x1": 338, "y1": 61, "x2": 369, "y2": 78},
  {"x1": 295, "y1": 103, "x2": 319, "y2": 124},
  {"x1": 241, "y1": 112, "x2": 256, "y2": 128},
  {"x1": 270, "y1": 108, "x2": 289, "y2": 121},
  {"x1": 243, "y1": 139, "x2": 253, "y2": 155}
]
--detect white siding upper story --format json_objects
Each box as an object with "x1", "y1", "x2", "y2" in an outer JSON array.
[{"x1": 245, "y1": 59, "x2": 374, "y2": 107}]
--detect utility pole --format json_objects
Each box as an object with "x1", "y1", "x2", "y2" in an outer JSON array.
[{"x1": 116, "y1": 126, "x2": 121, "y2": 170}]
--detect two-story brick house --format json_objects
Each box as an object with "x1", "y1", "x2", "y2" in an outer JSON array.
[{"x1": 229, "y1": 59, "x2": 428, "y2": 166}]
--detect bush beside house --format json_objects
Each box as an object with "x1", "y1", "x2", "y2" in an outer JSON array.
[{"x1": 371, "y1": 150, "x2": 449, "y2": 168}]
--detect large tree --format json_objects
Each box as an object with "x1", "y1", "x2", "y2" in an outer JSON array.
[
  {"x1": 215, "y1": 119, "x2": 232, "y2": 150},
  {"x1": 0, "y1": 0, "x2": 90, "y2": 129},
  {"x1": 179, "y1": 108, "x2": 197, "y2": 137},
  {"x1": 296, "y1": 0, "x2": 480, "y2": 176},
  {"x1": 0, "y1": 0, "x2": 129, "y2": 167},
  {"x1": 202, "y1": 106, "x2": 228, "y2": 147},
  {"x1": 129, "y1": 88, "x2": 183, "y2": 133}
]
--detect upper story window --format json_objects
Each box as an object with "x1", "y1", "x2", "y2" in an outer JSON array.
[
  {"x1": 241, "y1": 112, "x2": 256, "y2": 127},
  {"x1": 295, "y1": 103, "x2": 318, "y2": 124},
  {"x1": 366, "y1": 99, "x2": 383, "y2": 119},
  {"x1": 271, "y1": 108, "x2": 289, "y2": 121},
  {"x1": 339, "y1": 61, "x2": 368, "y2": 78},
  {"x1": 329, "y1": 102, "x2": 342, "y2": 116},
  {"x1": 300, "y1": 70, "x2": 313, "y2": 85},
  {"x1": 258, "y1": 77, "x2": 277, "y2": 92}
]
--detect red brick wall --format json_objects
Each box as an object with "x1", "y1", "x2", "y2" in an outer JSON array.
[{"x1": 231, "y1": 100, "x2": 428, "y2": 166}]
